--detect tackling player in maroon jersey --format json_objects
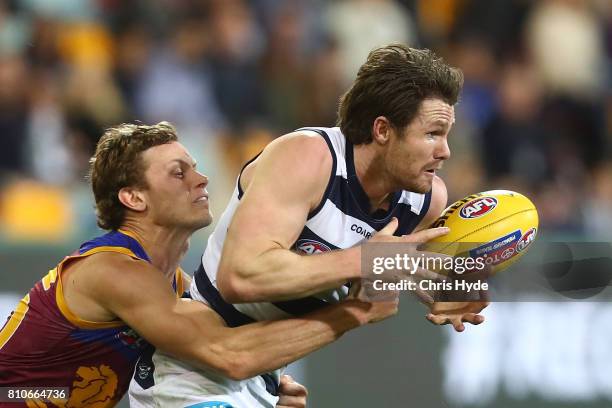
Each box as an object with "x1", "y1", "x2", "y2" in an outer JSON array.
[{"x1": 0, "y1": 122, "x2": 399, "y2": 407}]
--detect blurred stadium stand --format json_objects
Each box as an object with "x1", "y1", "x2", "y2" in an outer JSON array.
[{"x1": 0, "y1": 0, "x2": 610, "y2": 407}]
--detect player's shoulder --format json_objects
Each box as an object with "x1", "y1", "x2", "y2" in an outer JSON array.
[
  {"x1": 76, "y1": 250, "x2": 154, "y2": 282},
  {"x1": 431, "y1": 174, "x2": 446, "y2": 192},
  {"x1": 243, "y1": 129, "x2": 335, "y2": 204},
  {"x1": 258, "y1": 129, "x2": 334, "y2": 176},
  {"x1": 422, "y1": 174, "x2": 447, "y2": 216},
  {"x1": 241, "y1": 130, "x2": 334, "y2": 193},
  {"x1": 413, "y1": 175, "x2": 448, "y2": 231},
  {"x1": 61, "y1": 250, "x2": 160, "y2": 311},
  {"x1": 270, "y1": 130, "x2": 332, "y2": 160}
]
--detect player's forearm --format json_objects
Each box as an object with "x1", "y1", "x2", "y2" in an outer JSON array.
[
  {"x1": 219, "y1": 246, "x2": 361, "y2": 303},
  {"x1": 145, "y1": 299, "x2": 363, "y2": 381},
  {"x1": 206, "y1": 300, "x2": 368, "y2": 380}
]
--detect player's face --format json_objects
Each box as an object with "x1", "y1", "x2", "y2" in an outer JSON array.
[
  {"x1": 140, "y1": 142, "x2": 212, "y2": 230},
  {"x1": 386, "y1": 98, "x2": 454, "y2": 193}
]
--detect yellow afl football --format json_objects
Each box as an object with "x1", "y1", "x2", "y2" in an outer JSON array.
[{"x1": 427, "y1": 190, "x2": 539, "y2": 274}]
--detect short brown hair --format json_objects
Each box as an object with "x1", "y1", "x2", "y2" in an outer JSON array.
[
  {"x1": 89, "y1": 122, "x2": 178, "y2": 230},
  {"x1": 337, "y1": 44, "x2": 464, "y2": 144}
]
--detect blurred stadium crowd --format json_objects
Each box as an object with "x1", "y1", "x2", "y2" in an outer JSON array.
[{"x1": 0, "y1": 0, "x2": 610, "y2": 243}]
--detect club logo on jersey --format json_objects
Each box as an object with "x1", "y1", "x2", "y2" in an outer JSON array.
[
  {"x1": 296, "y1": 239, "x2": 331, "y2": 255},
  {"x1": 516, "y1": 228, "x2": 537, "y2": 252},
  {"x1": 70, "y1": 365, "x2": 118, "y2": 406},
  {"x1": 117, "y1": 328, "x2": 147, "y2": 350},
  {"x1": 137, "y1": 364, "x2": 152, "y2": 380},
  {"x1": 460, "y1": 197, "x2": 498, "y2": 219}
]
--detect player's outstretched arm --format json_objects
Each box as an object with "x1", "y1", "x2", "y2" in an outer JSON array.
[
  {"x1": 84, "y1": 253, "x2": 397, "y2": 380},
  {"x1": 217, "y1": 132, "x2": 448, "y2": 303}
]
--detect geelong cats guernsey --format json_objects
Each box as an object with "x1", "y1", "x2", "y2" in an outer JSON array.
[
  {"x1": 191, "y1": 126, "x2": 431, "y2": 324},
  {"x1": 0, "y1": 230, "x2": 184, "y2": 408}
]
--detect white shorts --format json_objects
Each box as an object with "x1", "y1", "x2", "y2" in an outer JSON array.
[{"x1": 129, "y1": 351, "x2": 279, "y2": 408}]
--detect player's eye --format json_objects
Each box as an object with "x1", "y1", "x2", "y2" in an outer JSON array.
[{"x1": 174, "y1": 170, "x2": 184, "y2": 178}]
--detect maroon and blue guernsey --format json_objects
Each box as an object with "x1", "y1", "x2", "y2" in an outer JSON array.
[{"x1": 0, "y1": 230, "x2": 184, "y2": 407}]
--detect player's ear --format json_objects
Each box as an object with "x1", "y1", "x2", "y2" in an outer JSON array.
[
  {"x1": 118, "y1": 187, "x2": 147, "y2": 212},
  {"x1": 372, "y1": 116, "x2": 391, "y2": 145}
]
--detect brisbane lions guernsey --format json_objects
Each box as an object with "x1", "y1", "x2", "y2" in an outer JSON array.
[
  {"x1": 191, "y1": 126, "x2": 431, "y2": 325},
  {"x1": 0, "y1": 230, "x2": 184, "y2": 408}
]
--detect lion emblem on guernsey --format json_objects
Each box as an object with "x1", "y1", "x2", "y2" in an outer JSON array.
[
  {"x1": 30, "y1": 365, "x2": 118, "y2": 408},
  {"x1": 67, "y1": 365, "x2": 118, "y2": 407}
]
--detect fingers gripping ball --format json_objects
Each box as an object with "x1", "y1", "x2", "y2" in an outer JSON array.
[{"x1": 426, "y1": 190, "x2": 539, "y2": 274}]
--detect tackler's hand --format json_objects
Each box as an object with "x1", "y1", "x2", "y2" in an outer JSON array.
[{"x1": 276, "y1": 375, "x2": 308, "y2": 408}]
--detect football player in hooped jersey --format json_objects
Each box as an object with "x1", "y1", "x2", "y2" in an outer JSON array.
[
  {"x1": 212, "y1": 44, "x2": 487, "y2": 333},
  {"x1": 136, "y1": 45, "x2": 488, "y2": 407},
  {"x1": 0, "y1": 122, "x2": 399, "y2": 408}
]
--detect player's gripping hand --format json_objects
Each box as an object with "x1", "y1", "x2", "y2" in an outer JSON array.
[
  {"x1": 371, "y1": 218, "x2": 489, "y2": 332},
  {"x1": 369, "y1": 217, "x2": 450, "y2": 245},
  {"x1": 276, "y1": 375, "x2": 308, "y2": 408},
  {"x1": 345, "y1": 280, "x2": 399, "y2": 324},
  {"x1": 426, "y1": 300, "x2": 489, "y2": 332},
  {"x1": 367, "y1": 217, "x2": 452, "y2": 283},
  {"x1": 425, "y1": 265, "x2": 491, "y2": 332}
]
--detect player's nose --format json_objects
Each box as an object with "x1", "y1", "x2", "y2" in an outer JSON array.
[
  {"x1": 195, "y1": 171, "x2": 209, "y2": 188},
  {"x1": 436, "y1": 139, "x2": 451, "y2": 160}
]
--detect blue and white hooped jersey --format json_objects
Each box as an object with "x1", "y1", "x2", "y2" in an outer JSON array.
[{"x1": 191, "y1": 126, "x2": 432, "y2": 326}]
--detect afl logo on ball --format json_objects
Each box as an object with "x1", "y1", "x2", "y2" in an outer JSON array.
[
  {"x1": 296, "y1": 239, "x2": 331, "y2": 255},
  {"x1": 460, "y1": 197, "x2": 498, "y2": 219},
  {"x1": 516, "y1": 228, "x2": 537, "y2": 252}
]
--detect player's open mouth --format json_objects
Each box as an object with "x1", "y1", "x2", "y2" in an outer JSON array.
[
  {"x1": 424, "y1": 163, "x2": 442, "y2": 175},
  {"x1": 194, "y1": 195, "x2": 209, "y2": 203}
]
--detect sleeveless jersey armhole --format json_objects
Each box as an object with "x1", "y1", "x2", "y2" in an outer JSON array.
[
  {"x1": 237, "y1": 153, "x2": 262, "y2": 200},
  {"x1": 304, "y1": 129, "x2": 337, "y2": 220},
  {"x1": 55, "y1": 250, "x2": 135, "y2": 329}
]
